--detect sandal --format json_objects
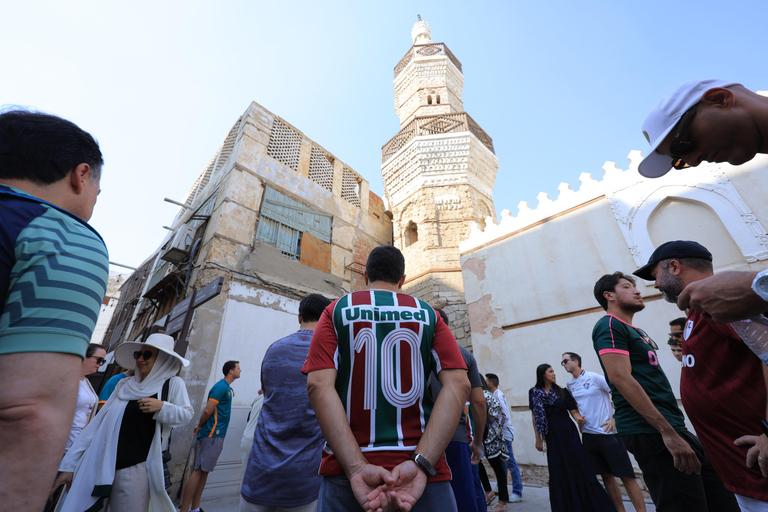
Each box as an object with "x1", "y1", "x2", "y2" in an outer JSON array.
[
  {"x1": 488, "y1": 504, "x2": 508, "y2": 512},
  {"x1": 485, "y1": 491, "x2": 495, "y2": 505}
]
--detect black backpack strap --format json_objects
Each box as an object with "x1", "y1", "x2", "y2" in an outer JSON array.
[
  {"x1": 160, "y1": 378, "x2": 171, "y2": 439},
  {"x1": 162, "y1": 378, "x2": 170, "y2": 401}
]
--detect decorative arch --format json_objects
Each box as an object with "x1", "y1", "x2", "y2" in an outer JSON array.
[{"x1": 607, "y1": 171, "x2": 768, "y2": 275}]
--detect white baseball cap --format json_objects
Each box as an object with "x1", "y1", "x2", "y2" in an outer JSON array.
[{"x1": 638, "y1": 79, "x2": 740, "y2": 178}]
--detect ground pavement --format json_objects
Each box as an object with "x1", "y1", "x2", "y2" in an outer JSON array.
[{"x1": 201, "y1": 484, "x2": 656, "y2": 511}]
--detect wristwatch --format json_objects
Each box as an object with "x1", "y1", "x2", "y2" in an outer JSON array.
[
  {"x1": 410, "y1": 453, "x2": 437, "y2": 477},
  {"x1": 752, "y1": 269, "x2": 768, "y2": 301}
]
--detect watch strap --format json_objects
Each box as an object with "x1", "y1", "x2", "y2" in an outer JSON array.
[{"x1": 410, "y1": 453, "x2": 437, "y2": 477}]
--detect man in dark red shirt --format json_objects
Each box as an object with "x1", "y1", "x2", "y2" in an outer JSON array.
[{"x1": 635, "y1": 240, "x2": 768, "y2": 509}]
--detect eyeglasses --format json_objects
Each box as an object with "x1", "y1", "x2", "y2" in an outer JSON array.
[
  {"x1": 637, "y1": 328, "x2": 659, "y2": 350},
  {"x1": 669, "y1": 332, "x2": 683, "y2": 338},
  {"x1": 133, "y1": 350, "x2": 155, "y2": 361},
  {"x1": 560, "y1": 359, "x2": 572, "y2": 365},
  {"x1": 669, "y1": 104, "x2": 697, "y2": 170},
  {"x1": 91, "y1": 356, "x2": 107, "y2": 365}
]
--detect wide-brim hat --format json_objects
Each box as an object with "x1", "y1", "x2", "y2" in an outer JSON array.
[
  {"x1": 115, "y1": 333, "x2": 190, "y2": 369},
  {"x1": 638, "y1": 79, "x2": 739, "y2": 179}
]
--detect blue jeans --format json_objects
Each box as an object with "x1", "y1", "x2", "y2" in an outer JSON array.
[
  {"x1": 445, "y1": 442, "x2": 478, "y2": 512},
  {"x1": 471, "y1": 464, "x2": 485, "y2": 512},
  {"x1": 504, "y1": 439, "x2": 523, "y2": 497},
  {"x1": 317, "y1": 474, "x2": 457, "y2": 512}
]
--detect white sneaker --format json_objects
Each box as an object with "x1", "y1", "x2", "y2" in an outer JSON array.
[{"x1": 508, "y1": 493, "x2": 523, "y2": 503}]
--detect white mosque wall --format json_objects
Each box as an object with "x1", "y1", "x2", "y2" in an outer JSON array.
[{"x1": 460, "y1": 152, "x2": 768, "y2": 469}]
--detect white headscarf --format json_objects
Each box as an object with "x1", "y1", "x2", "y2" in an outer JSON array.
[
  {"x1": 117, "y1": 351, "x2": 182, "y2": 400},
  {"x1": 60, "y1": 352, "x2": 182, "y2": 512}
]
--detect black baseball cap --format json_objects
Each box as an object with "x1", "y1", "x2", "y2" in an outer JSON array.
[{"x1": 633, "y1": 241, "x2": 712, "y2": 281}]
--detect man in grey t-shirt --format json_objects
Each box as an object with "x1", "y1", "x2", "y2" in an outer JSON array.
[
  {"x1": 431, "y1": 308, "x2": 487, "y2": 512},
  {"x1": 240, "y1": 294, "x2": 331, "y2": 512}
]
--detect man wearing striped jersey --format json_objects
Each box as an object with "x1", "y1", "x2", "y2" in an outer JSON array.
[
  {"x1": 0, "y1": 110, "x2": 109, "y2": 512},
  {"x1": 303, "y1": 245, "x2": 470, "y2": 511}
]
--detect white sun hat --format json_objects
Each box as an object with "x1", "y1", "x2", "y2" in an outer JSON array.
[
  {"x1": 638, "y1": 79, "x2": 739, "y2": 178},
  {"x1": 114, "y1": 333, "x2": 190, "y2": 369}
]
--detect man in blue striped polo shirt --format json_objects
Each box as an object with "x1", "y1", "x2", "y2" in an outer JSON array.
[{"x1": 0, "y1": 110, "x2": 109, "y2": 512}]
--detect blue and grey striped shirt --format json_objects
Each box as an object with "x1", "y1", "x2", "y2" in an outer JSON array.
[{"x1": 0, "y1": 185, "x2": 109, "y2": 357}]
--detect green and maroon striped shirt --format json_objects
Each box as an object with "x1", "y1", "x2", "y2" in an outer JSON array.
[{"x1": 303, "y1": 289, "x2": 466, "y2": 481}]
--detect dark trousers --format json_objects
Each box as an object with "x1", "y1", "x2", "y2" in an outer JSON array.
[
  {"x1": 621, "y1": 431, "x2": 739, "y2": 512},
  {"x1": 445, "y1": 442, "x2": 480, "y2": 512},
  {"x1": 478, "y1": 456, "x2": 509, "y2": 502}
]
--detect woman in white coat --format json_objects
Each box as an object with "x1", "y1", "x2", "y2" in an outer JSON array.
[{"x1": 53, "y1": 334, "x2": 193, "y2": 512}]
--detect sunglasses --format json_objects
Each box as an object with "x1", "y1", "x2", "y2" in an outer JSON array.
[
  {"x1": 637, "y1": 328, "x2": 659, "y2": 350},
  {"x1": 560, "y1": 359, "x2": 572, "y2": 365},
  {"x1": 91, "y1": 356, "x2": 107, "y2": 365},
  {"x1": 669, "y1": 104, "x2": 697, "y2": 170},
  {"x1": 669, "y1": 332, "x2": 683, "y2": 338},
  {"x1": 133, "y1": 350, "x2": 155, "y2": 361}
]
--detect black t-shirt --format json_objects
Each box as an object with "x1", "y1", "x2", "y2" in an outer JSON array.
[{"x1": 115, "y1": 394, "x2": 157, "y2": 470}]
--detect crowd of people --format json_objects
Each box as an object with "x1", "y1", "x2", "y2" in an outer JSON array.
[{"x1": 2, "y1": 78, "x2": 768, "y2": 512}]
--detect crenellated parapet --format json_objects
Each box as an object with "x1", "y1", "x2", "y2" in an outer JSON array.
[
  {"x1": 461, "y1": 151, "x2": 768, "y2": 268},
  {"x1": 460, "y1": 150, "x2": 645, "y2": 253}
]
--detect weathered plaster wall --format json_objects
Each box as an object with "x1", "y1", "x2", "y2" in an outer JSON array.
[{"x1": 460, "y1": 152, "x2": 768, "y2": 475}]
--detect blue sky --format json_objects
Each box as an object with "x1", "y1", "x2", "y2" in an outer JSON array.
[{"x1": 2, "y1": 0, "x2": 766, "y2": 268}]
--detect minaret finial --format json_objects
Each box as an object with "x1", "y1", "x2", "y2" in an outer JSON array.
[{"x1": 411, "y1": 17, "x2": 432, "y2": 44}]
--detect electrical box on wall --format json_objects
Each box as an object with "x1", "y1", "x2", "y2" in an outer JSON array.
[{"x1": 160, "y1": 225, "x2": 194, "y2": 264}]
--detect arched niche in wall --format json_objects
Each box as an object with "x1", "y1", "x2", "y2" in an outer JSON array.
[
  {"x1": 476, "y1": 200, "x2": 492, "y2": 231},
  {"x1": 405, "y1": 221, "x2": 418, "y2": 247},
  {"x1": 646, "y1": 197, "x2": 744, "y2": 271},
  {"x1": 607, "y1": 171, "x2": 768, "y2": 280}
]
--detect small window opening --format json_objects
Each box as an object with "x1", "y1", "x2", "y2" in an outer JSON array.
[
  {"x1": 427, "y1": 95, "x2": 432, "y2": 105},
  {"x1": 436, "y1": 94, "x2": 441, "y2": 104},
  {"x1": 405, "y1": 221, "x2": 418, "y2": 247}
]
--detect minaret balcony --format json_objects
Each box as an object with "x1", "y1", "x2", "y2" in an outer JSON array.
[
  {"x1": 381, "y1": 111, "x2": 494, "y2": 164},
  {"x1": 394, "y1": 42, "x2": 462, "y2": 78}
]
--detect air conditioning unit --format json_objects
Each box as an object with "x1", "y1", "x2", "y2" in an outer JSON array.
[{"x1": 160, "y1": 225, "x2": 194, "y2": 264}]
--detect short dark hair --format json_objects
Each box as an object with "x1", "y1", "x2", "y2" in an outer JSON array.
[
  {"x1": 563, "y1": 352, "x2": 582, "y2": 367},
  {"x1": 85, "y1": 343, "x2": 104, "y2": 358},
  {"x1": 434, "y1": 308, "x2": 449, "y2": 326},
  {"x1": 299, "y1": 293, "x2": 332, "y2": 323},
  {"x1": 0, "y1": 109, "x2": 103, "y2": 185},
  {"x1": 485, "y1": 373, "x2": 499, "y2": 388},
  {"x1": 593, "y1": 272, "x2": 636, "y2": 310},
  {"x1": 223, "y1": 360, "x2": 239, "y2": 376},
  {"x1": 667, "y1": 337, "x2": 682, "y2": 347},
  {"x1": 661, "y1": 257, "x2": 714, "y2": 275},
  {"x1": 669, "y1": 317, "x2": 687, "y2": 329},
  {"x1": 365, "y1": 245, "x2": 405, "y2": 285}
]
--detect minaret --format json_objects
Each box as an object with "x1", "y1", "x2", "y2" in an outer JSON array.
[{"x1": 381, "y1": 19, "x2": 498, "y2": 348}]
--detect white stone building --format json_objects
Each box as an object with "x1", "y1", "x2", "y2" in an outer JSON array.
[{"x1": 102, "y1": 101, "x2": 392, "y2": 499}]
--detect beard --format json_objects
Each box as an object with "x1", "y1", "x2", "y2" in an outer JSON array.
[
  {"x1": 617, "y1": 295, "x2": 645, "y2": 313},
  {"x1": 657, "y1": 270, "x2": 684, "y2": 304}
]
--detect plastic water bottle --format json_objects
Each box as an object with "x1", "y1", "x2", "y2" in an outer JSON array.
[{"x1": 730, "y1": 316, "x2": 768, "y2": 365}]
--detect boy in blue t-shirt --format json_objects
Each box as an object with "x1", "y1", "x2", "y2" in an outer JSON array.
[{"x1": 181, "y1": 360, "x2": 241, "y2": 512}]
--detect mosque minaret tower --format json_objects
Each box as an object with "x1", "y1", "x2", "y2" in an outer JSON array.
[{"x1": 381, "y1": 18, "x2": 498, "y2": 348}]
